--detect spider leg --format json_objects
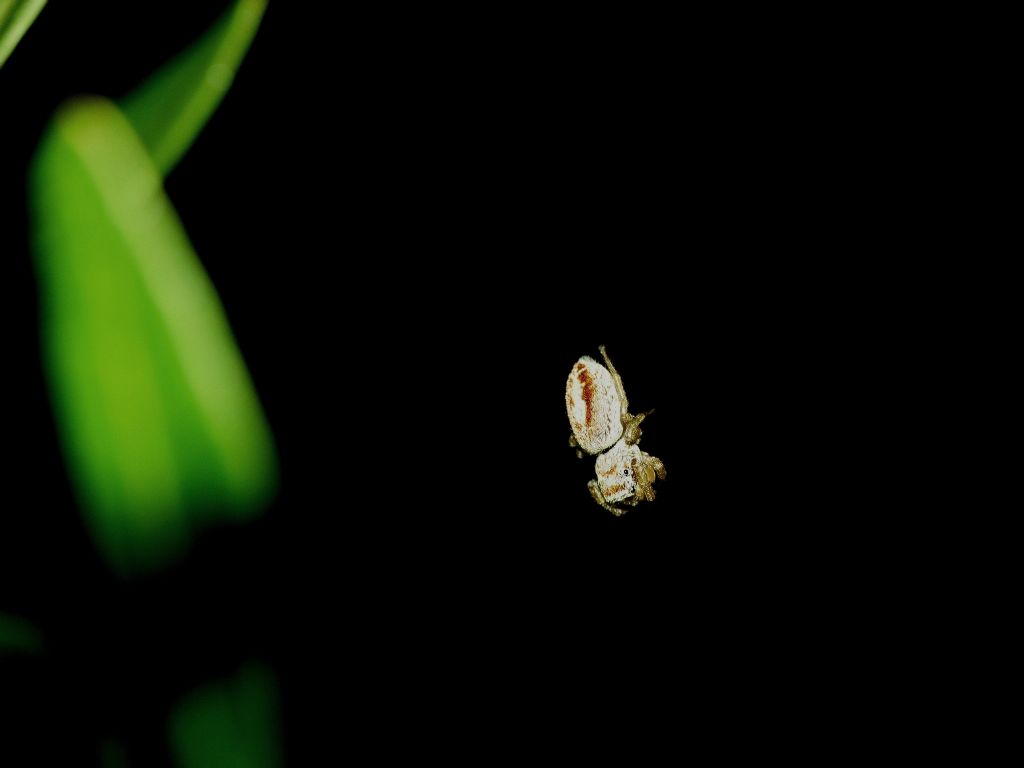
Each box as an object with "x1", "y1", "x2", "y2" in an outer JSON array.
[
  {"x1": 599, "y1": 345, "x2": 630, "y2": 421},
  {"x1": 588, "y1": 479, "x2": 629, "y2": 516}
]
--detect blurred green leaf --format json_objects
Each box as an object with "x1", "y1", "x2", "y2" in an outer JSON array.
[
  {"x1": 121, "y1": 0, "x2": 266, "y2": 176},
  {"x1": 101, "y1": 740, "x2": 129, "y2": 768},
  {"x1": 0, "y1": 612, "x2": 41, "y2": 653},
  {"x1": 31, "y1": 96, "x2": 277, "y2": 576},
  {"x1": 169, "y1": 662, "x2": 281, "y2": 768},
  {"x1": 0, "y1": 0, "x2": 46, "y2": 68}
]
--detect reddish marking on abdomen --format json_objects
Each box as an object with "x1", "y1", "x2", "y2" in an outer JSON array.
[
  {"x1": 578, "y1": 368, "x2": 595, "y2": 426},
  {"x1": 605, "y1": 483, "x2": 625, "y2": 496}
]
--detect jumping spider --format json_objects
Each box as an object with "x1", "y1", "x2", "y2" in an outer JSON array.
[{"x1": 566, "y1": 346, "x2": 666, "y2": 516}]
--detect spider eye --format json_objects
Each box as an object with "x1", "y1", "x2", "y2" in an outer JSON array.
[{"x1": 623, "y1": 469, "x2": 629, "y2": 475}]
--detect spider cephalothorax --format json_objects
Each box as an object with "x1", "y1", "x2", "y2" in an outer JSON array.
[{"x1": 566, "y1": 346, "x2": 666, "y2": 516}]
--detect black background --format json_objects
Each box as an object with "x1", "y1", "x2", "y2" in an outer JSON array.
[{"x1": 0, "y1": 1, "x2": 922, "y2": 762}]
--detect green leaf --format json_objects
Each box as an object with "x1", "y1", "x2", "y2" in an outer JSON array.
[
  {"x1": 169, "y1": 662, "x2": 281, "y2": 768},
  {"x1": 120, "y1": 0, "x2": 266, "y2": 176},
  {"x1": 0, "y1": 0, "x2": 46, "y2": 69},
  {"x1": 0, "y1": 612, "x2": 41, "y2": 653},
  {"x1": 31, "y1": 96, "x2": 277, "y2": 576}
]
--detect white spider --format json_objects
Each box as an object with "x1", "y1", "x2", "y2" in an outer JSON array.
[{"x1": 566, "y1": 346, "x2": 666, "y2": 516}]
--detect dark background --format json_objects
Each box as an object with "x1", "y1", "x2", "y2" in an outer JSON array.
[{"x1": 0, "y1": 1, "x2": 913, "y2": 762}]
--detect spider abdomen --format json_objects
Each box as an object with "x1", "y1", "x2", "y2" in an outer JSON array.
[{"x1": 565, "y1": 356, "x2": 623, "y2": 455}]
